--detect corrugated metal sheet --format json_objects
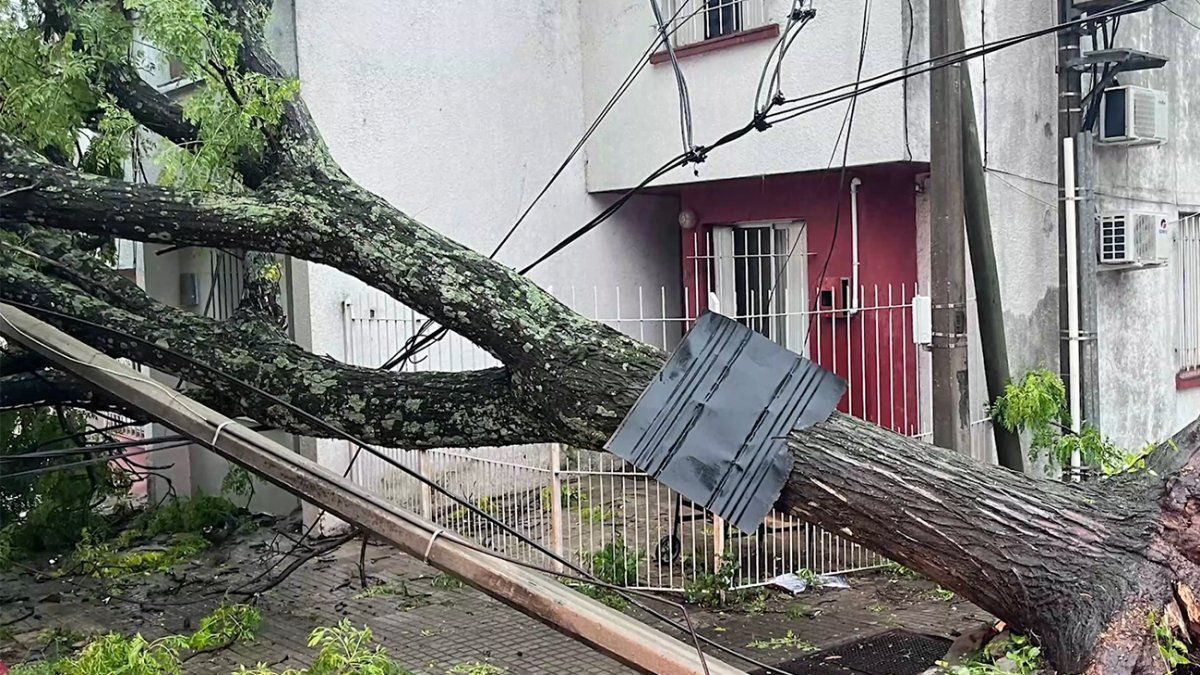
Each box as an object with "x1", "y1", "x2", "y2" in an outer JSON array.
[{"x1": 605, "y1": 311, "x2": 845, "y2": 532}]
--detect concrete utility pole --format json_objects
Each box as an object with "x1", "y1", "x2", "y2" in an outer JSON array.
[
  {"x1": 929, "y1": 0, "x2": 971, "y2": 453},
  {"x1": 0, "y1": 303, "x2": 739, "y2": 675}
]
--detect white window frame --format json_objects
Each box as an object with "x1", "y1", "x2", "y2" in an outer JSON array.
[
  {"x1": 710, "y1": 220, "x2": 808, "y2": 355},
  {"x1": 1176, "y1": 213, "x2": 1200, "y2": 374}
]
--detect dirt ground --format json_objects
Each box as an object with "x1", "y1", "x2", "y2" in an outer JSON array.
[{"x1": 0, "y1": 517, "x2": 992, "y2": 674}]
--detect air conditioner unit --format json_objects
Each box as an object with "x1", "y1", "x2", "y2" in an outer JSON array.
[
  {"x1": 1098, "y1": 85, "x2": 1168, "y2": 145},
  {"x1": 1098, "y1": 211, "x2": 1170, "y2": 267}
]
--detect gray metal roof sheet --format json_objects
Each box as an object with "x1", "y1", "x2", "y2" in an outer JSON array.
[{"x1": 605, "y1": 311, "x2": 845, "y2": 532}]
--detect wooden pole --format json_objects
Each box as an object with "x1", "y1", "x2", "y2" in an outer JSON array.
[
  {"x1": 0, "y1": 303, "x2": 740, "y2": 675},
  {"x1": 951, "y1": 4, "x2": 1024, "y2": 471}
]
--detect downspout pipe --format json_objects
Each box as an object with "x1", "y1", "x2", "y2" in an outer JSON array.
[
  {"x1": 850, "y1": 177, "x2": 863, "y2": 315},
  {"x1": 1064, "y1": 136, "x2": 1083, "y2": 478}
]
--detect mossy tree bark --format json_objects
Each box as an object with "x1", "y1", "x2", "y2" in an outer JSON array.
[{"x1": 1, "y1": 3, "x2": 1197, "y2": 670}]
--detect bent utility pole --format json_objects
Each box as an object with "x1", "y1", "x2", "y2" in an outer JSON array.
[
  {"x1": 929, "y1": 0, "x2": 971, "y2": 452},
  {"x1": 0, "y1": 303, "x2": 740, "y2": 675},
  {"x1": 951, "y1": 5, "x2": 1023, "y2": 471}
]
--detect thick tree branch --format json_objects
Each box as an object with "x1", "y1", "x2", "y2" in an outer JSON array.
[
  {"x1": 0, "y1": 133, "x2": 664, "y2": 442},
  {"x1": 0, "y1": 238, "x2": 550, "y2": 449}
]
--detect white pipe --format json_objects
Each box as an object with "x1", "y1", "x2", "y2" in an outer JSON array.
[
  {"x1": 1063, "y1": 137, "x2": 1082, "y2": 477},
  {"x1": 850, "y1": 177, "x2": 863, "y2": 314}
]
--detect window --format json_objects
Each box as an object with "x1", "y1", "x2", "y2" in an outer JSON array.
[
  {"x1": 1177, "y1": 213, "x2": 1200, "y2": 378},
  {"x1": 670, "y1": 0, "x2": 767, "y2": 46},
  {"x1": 710, "y1": 222, "x2": 807, "y2": 353},
  {"x1": 705, "y1": 0, "x2": 742, "y2": 39}
]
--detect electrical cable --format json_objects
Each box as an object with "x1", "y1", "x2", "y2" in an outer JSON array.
[
  {"x1": 649, "y1": 0, "x2": 695, "y2": 155},
  {"x1": 763, "y1": 0, "x2": 1166, "y2": 125},
  {"x1": 0, "y1": 442, "x2": 188, "y2": 481},
  {"x1": 0, "y1": 301, "x2": 789, "y2": 674},
  {"x1": 381, "y1": 0, "x2": 707, "y2": 372},
  {"x1": 0, "y1": 433, "x2": 187, "y2": 461},
  {"x1": 1162, "y1": 2, "x2": 1200, "y2": 29},
  {"x1": 761, "y1": 0, "x2": 871, "y2": 336}
]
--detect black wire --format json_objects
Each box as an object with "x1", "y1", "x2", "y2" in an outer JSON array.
[
  {"x1": 518, "y1": 153, "x2": 691, "y2": 274},
  {"x1": 381, "y1": 0, "x2": 705, "y2": 373},
  {"x1": 761, "y1": 0, "x2": 871, "y2": 332},
  {"x1": 486, "y1": 0, "x2": 701, "y2": 263},
  {"x1": 0, "y1": 442, "x2": 187, "y2": 481},
  {"x1": 0, "y1": 301, "x2": 788, "y2": 674},
  {"x1": 0, "y1": 433, "x2": 187, "y2": 461},
  {"x1": 765, "y1": 0, "x2": 1165, "y2": 123}
]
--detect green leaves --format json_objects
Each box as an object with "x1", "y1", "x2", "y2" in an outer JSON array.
[
  {"x1": 0, "y1": 23, "x2": 97, "y2": 155},
  {"x1": 989, "y1": 369, "x2": 1130, "y2": 477},
  {"x1": 124, "y1": 0, "x2": 238, "y2": 75},
  {"x1": 158, "y1": 72, "x2": 301, "y2": 190}
]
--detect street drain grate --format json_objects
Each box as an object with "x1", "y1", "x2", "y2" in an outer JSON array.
[{"x1": 750, "y1": 630, "x2": 952, "y2": 675}]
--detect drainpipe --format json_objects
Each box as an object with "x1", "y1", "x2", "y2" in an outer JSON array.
[
  {"x1": 849, "y1": 177, "x2": 863, "y2": 314},
  {"x1": 1063, "y1": 136, "x2": 1083, "y2": 479}
]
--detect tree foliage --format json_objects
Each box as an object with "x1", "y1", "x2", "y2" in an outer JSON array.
[{"x1": 0, "y1": 406, "x2": 130, "y2": 557}]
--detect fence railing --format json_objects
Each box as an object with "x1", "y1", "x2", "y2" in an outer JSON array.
[{"x1": 341, "y1": 284, "x2": 989, "y2": 590}]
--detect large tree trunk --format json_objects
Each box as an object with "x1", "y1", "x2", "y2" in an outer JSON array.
[
  {"x1": 783, "y1": 413, "x2": 1200, "y2": 673},
  {"x1": 1, "y1": 4, "x2": 1197, "y2": 669}
]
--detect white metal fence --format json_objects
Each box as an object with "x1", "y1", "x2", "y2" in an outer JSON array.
[
  {"x1": 1177, "y1": 214, "x2": 1200, "y2": 374},
  {"x1": 341, "y1": 284, "x2": 987, "y2": 590}
]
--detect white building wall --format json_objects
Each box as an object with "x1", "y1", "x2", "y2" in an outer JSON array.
[{"x1": 580, "y1": 0, "x2": 912, "y2": 192}]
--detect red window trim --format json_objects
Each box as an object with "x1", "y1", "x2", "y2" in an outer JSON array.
[
  {"x1": 650, "y1": 23, "x2": 780, "y2": 65},
  {"x1": 1178, "y1": 368, "x2": 1200, "y2": 391}
]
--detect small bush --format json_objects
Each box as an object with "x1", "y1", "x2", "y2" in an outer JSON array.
[
  {"x1": 587, "y1": 539, "x2": 642, "y2": 587},
  {"x1": 73, "y1": 530, "x2": 209, "y2": 578},
  {"x1": 683, "y1": 550, "x2": 740, "y2": 608},
  {"x1": 234, "y1": 619, "x2": 409, "y2": 674},
  {"x1": 141, "y1": 494, "x2": 241, "y2": 538},
  {"x1": 188, "y1": 603, "x2": 262, "y2": 650}
]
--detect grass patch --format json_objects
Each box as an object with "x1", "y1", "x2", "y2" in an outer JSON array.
[{"x1": 746, "y1": 630, "x2": 817, "y2": 652}]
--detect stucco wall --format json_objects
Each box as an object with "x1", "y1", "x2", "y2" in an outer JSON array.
[
  {"x1": 579, "y1": 0, "x2": 912, "y2": 192},
  {"x1": 906, "y1": 0, "x2": 1200, "y2": 449}
]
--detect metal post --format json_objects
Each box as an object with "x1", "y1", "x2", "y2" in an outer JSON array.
[
  {"x1": 930, "y1": 0, "x2": 971, "y2": 452},
  {"x1": 1057, "y1": 0, "x2": 1086, "y2": 434},
  {"x1": 549, "y1": 444, "x2": 565, "y2": 573},
  {"x1": 419, "y1": 450, "x2": 433, "y2": 520}
]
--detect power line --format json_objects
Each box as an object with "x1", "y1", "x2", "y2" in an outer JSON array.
[
  {"x1": 1161, "y1": 2, "x2": 1200, "y2": 29},
  {"x1": 0, "y1": 442, "x2": 188, "y2": 481},
  {"x1": 764, "y1": 0, "x2": 1166, "y2": 125},
  {"x1": 0, "y1": 300, "x2": 788, "y2": 674},
  {"x1": 381, "y1": 0, "x2": 707, "y2": 372},
  {"x1": 764, "y1": 0, "x2": 873, "y2": 335}
]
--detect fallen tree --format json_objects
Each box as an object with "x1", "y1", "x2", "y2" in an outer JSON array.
[{"x1": 0, "y1": 2, "x2": 1196, "y2": 671}]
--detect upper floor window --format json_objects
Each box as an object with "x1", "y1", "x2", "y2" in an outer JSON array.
[
  {"x1": 1177, "y1": 213, "x2": 1200, "y2": 379},
  {"x1": 671, "y1": 0, "x2": 767, "y2": 46}
]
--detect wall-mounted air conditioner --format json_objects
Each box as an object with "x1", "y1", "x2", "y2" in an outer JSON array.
[
  {"x1": 1098, "y1": 85, "x2": 1168, "y2": 146},
  {"x1": 1098, "y1": 211, "x2": 1170, "y2": 268}
]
